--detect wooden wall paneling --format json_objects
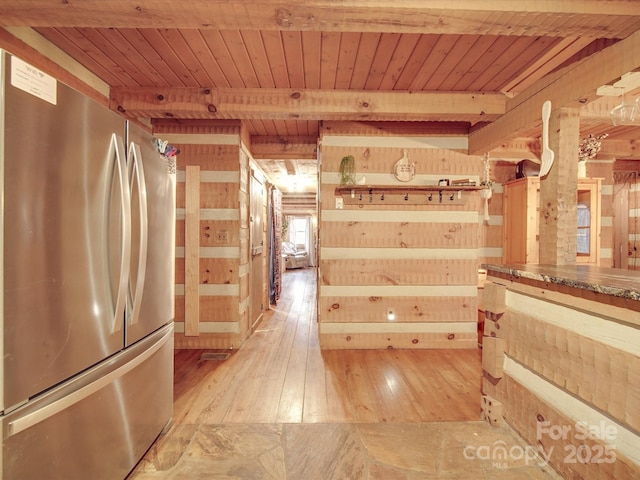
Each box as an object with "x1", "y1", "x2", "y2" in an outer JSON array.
[
  {"x1": 503, "y1": 297, "x2": 640, "y2": 432},
  {"x1": 199, "y1": 182, "x2": 241, "y2": 209},
  {"x1": 319, "y1": 295, "x2": 477, "y2": 323},
  {"x1": 199, "y1": 219, "x2": 239, "y2": 247},
  {"x1": 318, "y1": 332, "x2": 476, "y2": 350},
  {"x1": 483, "y1": 373, "x2": 640, "y2": 480},
  {"x1": 320, "y1": 258, "x2": 478, "y2": 286},
  {"x1": 175, "y1": 296, "x2": 238, "y2": 323},
  {"x1": 322, "y1": 221, "x2": 479, "y2": 248},
  {"x1": 174, "y1": 332, "x2": 243, "y2": 350},
  {"x1": 171, "y1": 144, "x2": 241, "y2": 171},
  {"x1": 201, "y1": 258, "x2": 239, "y2": 285},
  {"x1": 184, "y1": 165, "x2": 200, "y2": 336},
  {"x1": 319, "y1": 131, "x2": 483, "y2": 350},
  {"x1": 321, "y1": 145, "x2": 481, "y2": 176}
]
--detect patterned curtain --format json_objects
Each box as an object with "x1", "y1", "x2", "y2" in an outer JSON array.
[{"x1": 269, "y1": 187, "x2": 283, "y2": 304}]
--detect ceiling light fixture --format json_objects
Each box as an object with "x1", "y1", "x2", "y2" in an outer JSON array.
[{"x1": 610, "y1": 92, "x2": 638, "y2": 126}]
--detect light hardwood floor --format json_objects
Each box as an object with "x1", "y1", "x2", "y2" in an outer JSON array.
[
  {"x1": 172, "y1": 267, "x2": 482, "y2": 426},
  {"x1": 129, "y1": 268, "x2": 562, "y2": 479}
]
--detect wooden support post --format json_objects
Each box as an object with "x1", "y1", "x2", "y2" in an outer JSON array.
[
  {"x1": 481, "y1": 394, "x2": 505, "y2": 427},
  {"x1": 539, "y1": 107, "x2": 580, "y2": 265},
  {"x1": 482, "y1": 336, "x2": 505, "y2": 379},
  {"x1": 483, "y1": 282, "x2": 506, "y2": 315},
  {"x1": 185, "y1": 165, "x2": 200, "y2": 336}
]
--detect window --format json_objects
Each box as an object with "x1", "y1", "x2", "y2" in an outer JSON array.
[{"x1": 291, "y1": 217, "x2": 308, "y2": 250}]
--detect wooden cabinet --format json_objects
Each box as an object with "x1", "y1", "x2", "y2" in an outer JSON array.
[{"x1": 502, "y1": 177, "x2": 601, "y2": 265}]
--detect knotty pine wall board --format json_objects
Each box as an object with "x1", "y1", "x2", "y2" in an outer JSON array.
[
  {"x1": 483, "y1": 270, "x2": 640, "y2": 478},
  {"x1": 319, "y1": 133, "x2": 483, "y2": 349},
  {"x1": 173, "y1": 143, "x2": 242, "y2": 170},
  {"x1": 503, "y1": 309, "x2": 639, "y2": 431},
  {"x1": 504, "y1": 290, "x2": 640, "y2": 432},
  {"x1": 482, "y1": 372, "x2": 640, "y2": 480},
  {"x1": 321, "y1": 221, "x2": 479, "y2": 248},
  {"x1": 320, "y1": 296, "x2": 476, "y2": 323},
  {"x1": 163, "y1": 124, "x2": 257, "y2": 349},
  {"x1": 321, "y1": 258, "x2": 478, "y2": 286},
  {"x1": 174, "y1": 296, "x2": 237, "y2": 323},
  {"x1": 174, "y1": 258, "x2": 239, "y2": 285},
  {"x1": 319, "y1": 332, "x2": 477, "y2": 350}
]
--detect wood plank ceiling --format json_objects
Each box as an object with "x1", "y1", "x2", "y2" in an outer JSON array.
[{"x1": 1, "y1": 1, "x2": 640, "y2": 193}]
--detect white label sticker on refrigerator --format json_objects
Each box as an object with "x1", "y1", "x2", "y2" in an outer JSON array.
[{"x1": 10, "y1": 56, "x2": 57, "y2": 105}]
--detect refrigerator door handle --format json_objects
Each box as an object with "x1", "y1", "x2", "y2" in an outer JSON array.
[
  {"x1": 6, "y1": 325, "x2": 173, "y2": 437},
  {"x1": 129, "y1": 142, "x2": 149, "y2": 325},
  {"x1": 111, "y1": 133, "x2": 132, "y2": 334}
]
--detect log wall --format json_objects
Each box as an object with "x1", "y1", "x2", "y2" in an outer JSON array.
[
  {"x1": 482, "y1": 270, "x2": 640, "y2": 479},
  {"x1": 153, "y1": 121, "x2": 254, "y2": 349},
  {"x1": 318, "y1": 123, "x2": 483, "y2": 349}
]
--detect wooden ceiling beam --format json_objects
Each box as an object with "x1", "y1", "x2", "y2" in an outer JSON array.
[
  {"x1": 111, "y1": 87, "x2": 506, "y2": 123},
  {"x1": 468, "y1": 28, "x2": 640, "y2": 155},
  {"x1": 1, "y1": 2, "x2": 639, "y2": 37}
]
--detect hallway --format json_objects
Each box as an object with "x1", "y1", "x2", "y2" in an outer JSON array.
[{"x1": 128, "y1": 268, "x2": 560, "y2": 479}]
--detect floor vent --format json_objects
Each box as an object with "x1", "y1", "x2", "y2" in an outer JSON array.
[{"x1": 200, "y1": 352, "x2": 230, "y2": 361}]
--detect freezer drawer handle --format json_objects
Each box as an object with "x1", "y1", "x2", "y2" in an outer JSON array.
[{"x1": 6, "y1": 326, "x2": 173, "y2": 437}]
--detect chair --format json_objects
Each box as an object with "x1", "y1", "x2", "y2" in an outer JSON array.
[{"x1": 282, "y1": 241, "x2": 309, "y2": 269}]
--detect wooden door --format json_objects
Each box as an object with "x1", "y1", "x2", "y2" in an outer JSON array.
[{"x1": 249, "y1": 170, "x2": 265, "y2": 331}]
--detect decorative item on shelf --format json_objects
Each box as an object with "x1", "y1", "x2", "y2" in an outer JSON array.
[
  {"x1": 338, "y1": 154, "x2": 356, "y2": 185},
  {"x1": 393, "y1": 149, "x2": 415, "y2": 182},
  {"x1": 577, "y1": 133, "x2": 607, "y2": 178},
  {"x1": 539, "y1": 100, "x2": 554, "y2": 177},
  {"x1": 480, "y1": 153, "x2": 493, "y2": 223}
]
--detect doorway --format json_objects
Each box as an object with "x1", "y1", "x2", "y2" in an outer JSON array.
[{"x1": 249, "y1": 168, "x2": 265, "y2": 331}]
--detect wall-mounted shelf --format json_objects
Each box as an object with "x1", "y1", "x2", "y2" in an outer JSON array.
[{"x1": 335, "y1": 184, "x2": 481, "y2": 206}]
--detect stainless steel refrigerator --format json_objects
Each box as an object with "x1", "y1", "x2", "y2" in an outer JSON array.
[{"x1": 0, "y1": 50, "x2": 175, "y2": 479}]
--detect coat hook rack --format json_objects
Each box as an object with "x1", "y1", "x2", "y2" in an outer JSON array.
[{"x1": 334, "y1": 184, "x2": 480, "y2": 206}]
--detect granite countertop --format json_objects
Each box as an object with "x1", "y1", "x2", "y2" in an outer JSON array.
[{"x1": 482, "y1": 263, "x2": 640, "y2": 302}]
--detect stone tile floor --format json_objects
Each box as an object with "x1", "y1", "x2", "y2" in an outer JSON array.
[{"x1": 128, "y1": 421, "x2": 562, "y2": 479}]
